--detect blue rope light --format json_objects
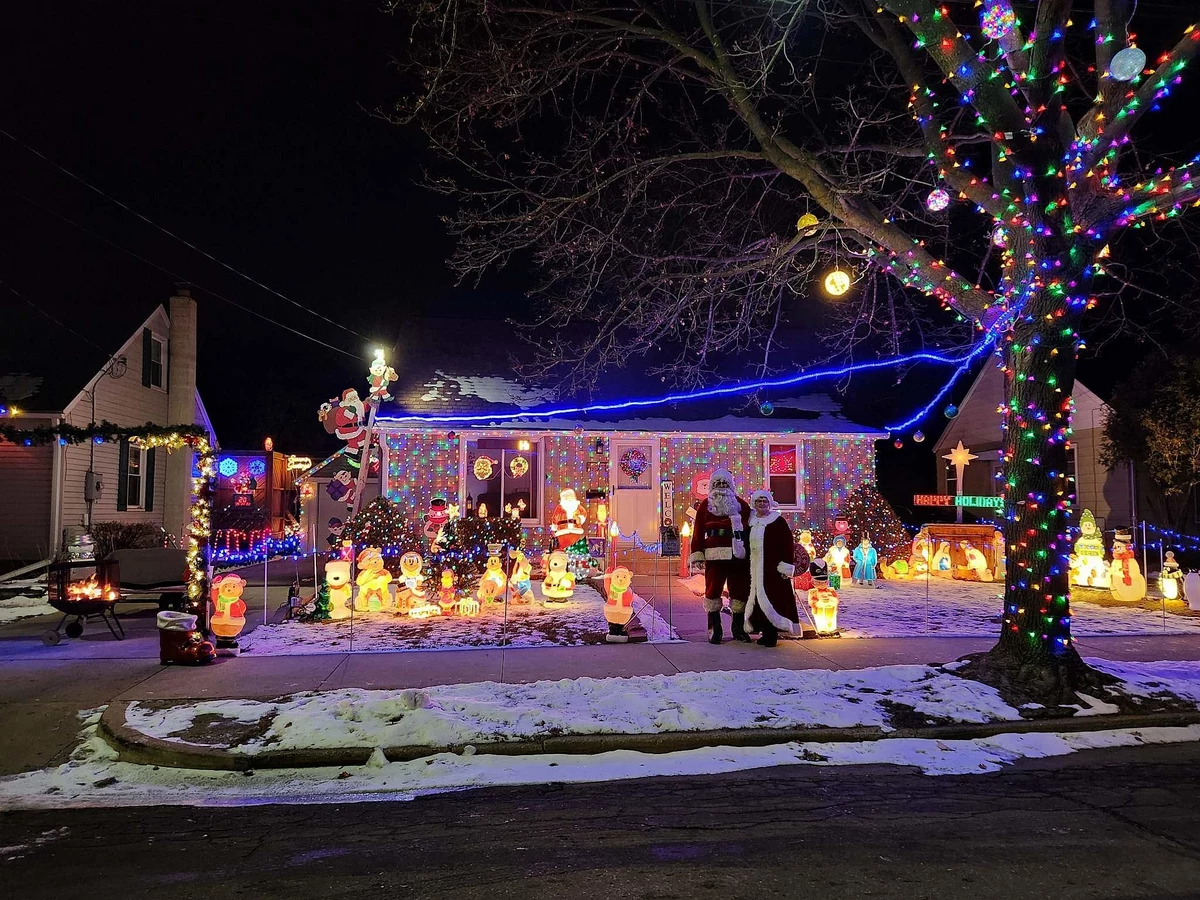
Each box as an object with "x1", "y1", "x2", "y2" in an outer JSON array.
[{"x1": 381, "y1": 348, "x2": 985, "y2": 427}]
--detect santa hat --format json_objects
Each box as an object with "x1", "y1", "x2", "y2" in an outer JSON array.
[
  {"x1": 709, "y1": 468, "x2": 735, "y2": 489},
  {"x1": 750, "y1": 489, "x2": 773, "y2": 505}
]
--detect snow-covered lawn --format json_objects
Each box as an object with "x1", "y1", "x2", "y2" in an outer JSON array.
[
  {"x1": 237, "y1": 581, "x2": 676, "y2": 655},
  {"x1": 123, "y1": 664, "x2": 1028, "y2": 755},
  {"x1": 0, "y1": 580, "x2": 54, "y2": 624},
  {"x1": 2, "y1": 708, "x2": 1198, "y2": 809},
  {"x1": 680, "y1": 574, "x2": 1200, "y2": 638}
]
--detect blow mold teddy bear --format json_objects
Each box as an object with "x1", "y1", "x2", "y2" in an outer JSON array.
[
  {"x1": 209, "y1": 573, "x2": 248, "y2": 655},
  {"x1": 603, "y1": 566, "x2": 635, "y2": 642},
  {"x1": 355, "y1": 547, "x2": 393, "y2": 612},
  {"x1": 325, "y1": 559, "x2": 353, "y2": 620},
  {"x1": 542, "y1": 549, "x2": 576, "y2": 602}
]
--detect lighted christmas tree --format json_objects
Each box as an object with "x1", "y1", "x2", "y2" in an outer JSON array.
[
  {"x1": 837, "y1": 484, "x2": 911, "y2": 565},
  {"x1": 343, "y1": 497, "x2": 424, "y2": 553},
  {"x1": 430, "y1": 515, "x2": 523, "y2": 579}
]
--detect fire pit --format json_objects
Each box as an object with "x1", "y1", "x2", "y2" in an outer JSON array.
[{"x1": 43, "y1": 559, "x2": 124, "y2": 645}]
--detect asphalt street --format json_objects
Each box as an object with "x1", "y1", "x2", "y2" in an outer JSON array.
[{"x1": 4, "y1": 742, "x2": 1200, "y2": 899}]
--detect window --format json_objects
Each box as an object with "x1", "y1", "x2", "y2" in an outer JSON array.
[
  {"x1": 142, "y1": 328, "x2": 165, "y2": 388},
  {"x1": 766, "y1": 443, "x2": 804, "y2": 509},
  {"x1": 464, "y1": 437, "x2": 540, "y2": 522},
  {"x1": 117, "y1": 441, "x2": 155, "y2": 511},
  {"x1": 945, "y1": 459, "x2": 958, "y2": 496},
  {"x1": 127, "y1": 448, "x2": 144, "y2": 508}
]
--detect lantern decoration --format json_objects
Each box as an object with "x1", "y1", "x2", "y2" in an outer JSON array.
[
  {"x1": 926, "y1": 188, "x2": 951, "y2": 212},
  {"x1": 1160, "y1": 552, "x2": 1184, "y2": 601},
  {"x1": 944, "y1": 404, "x2": 958, "y2": 419},
  {"x1": 619, "y1": 448, "x2": 649, "y2": 483},
  {"x1": 354, "y1": 547, "x2": 393, "y2": 612},
  {"x1": 542, "y1": 550, "x2": 576, "y2": 601},
  {"x1": 1071, "y1": 509, "x2": 1110, "y2": 588},
  {"x1": 397, "y1": 551, "x2": 427, "y2": 611},
  {"x1": 473, "y1": 456, "x2": 498, "y2": 480},
  {"x1": 806, "y1": 562, "x2": 839, "y2": 635},
  {"x1": 1109, "y1": 530, "x2": 1147, "y2": 602},
  {"x1": 263, "y1": 436, "x2": 274, "y2": 452},
  {"x1": 508, "y1": 455, "x2": 530, "y2": 478},
  {"x1": 760, "y1": 400, "x2": 775, "y2": 416},
  {"x1": 209, "y1": 574, "x2": 248, "y2": 655},
  {"x1": 324, "y1": 559, "x2": 353, "y2": 620},
  {"x1": 1109, "y1": 46, "x2": 1147, "y2": 82},
  {"x1": 603, "y1": 566, "x2": 635, "y2": 643},
  {"x1": 980, "y1": 0, "x2": 1016, "y2": 41},
  {"x1": 824, "y1": 269, "x2": 851, "y2": 296},
  {"x1": 912, "y1": 430, "x2": 925, "y2": 443}
]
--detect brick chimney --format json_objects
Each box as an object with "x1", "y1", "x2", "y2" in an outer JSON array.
[{"x1": 164, "y1": 286, "x2": 198, "y2": 541}]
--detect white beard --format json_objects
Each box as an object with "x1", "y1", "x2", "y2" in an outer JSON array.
[{"x1": 707, "y1": 487, "x2": 737, "y2": 519}]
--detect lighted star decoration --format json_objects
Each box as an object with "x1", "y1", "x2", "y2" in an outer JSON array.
[{"x1": 942, "y1": 441, "x2": 978, "y2": 491}]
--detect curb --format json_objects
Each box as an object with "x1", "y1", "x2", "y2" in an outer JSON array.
[{"x1": 97, "y1": 701, "x2": 1200, "y2": 772}]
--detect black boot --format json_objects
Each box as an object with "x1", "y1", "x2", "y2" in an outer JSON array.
[
  {"x1": 756, "y1": 623, "x2": 778, "y2": 647},
  {"x1": 731, "y1": 613, "x2": 752, "y2": 643},
  {"x1": 707, "y1": 610, "x2": 723, "y2": 644}
]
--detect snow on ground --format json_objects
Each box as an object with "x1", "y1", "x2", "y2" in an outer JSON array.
[
  {"x1": 238, "y1": 582, "x2": 676, "y2": 655},
  {"x1": 680, "y1": 574, "x2": 1200, "y2": 638},
  {"x1": 0, "y1": 580, "x2": 54, "y2": 623},
  {"x1": 123, "y1": 665, "x2": 1027, "y2": 754},
  {"x1": 1089, "y1": 658, "x2": 1200, "y2": 706},
  {"x1": 3, "y1": 711, "x2": 1199, "y2": 810}
]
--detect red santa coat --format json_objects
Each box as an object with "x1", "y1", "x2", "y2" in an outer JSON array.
[
  {"x1": 744, "y1": 512, "x2": 799, "y2": 634},
  {"x1": 688, "y1": 496, "x2": 752, "y2": 564}
]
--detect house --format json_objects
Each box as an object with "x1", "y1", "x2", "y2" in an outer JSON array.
[
  {"x1": 302, "y1": 321, "x2": 887, "y2": 551},
  {"x1": 0, "y1": 288, "x2": 215, "y2": 567},
  {"x1": 933, "y1": 361, "x2": 1135, "y2": 531}
]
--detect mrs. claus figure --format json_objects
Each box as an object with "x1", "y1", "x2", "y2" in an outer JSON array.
[{"x1": 744, "y1": 490, "x2": 799, "y2": 647}]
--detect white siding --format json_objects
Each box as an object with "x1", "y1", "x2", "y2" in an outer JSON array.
[{"x1": 60, "y1": 308, "x2": 172, "y2": 531}]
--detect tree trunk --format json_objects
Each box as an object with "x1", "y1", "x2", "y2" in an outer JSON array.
[{"x1": 992, "y1": 259, "x2": 1090, "y2": 677}]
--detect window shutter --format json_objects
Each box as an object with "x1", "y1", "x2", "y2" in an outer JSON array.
[
  {"x1": 117, "y1": 440, "x2": 130, "y2": 511},
  {"x1": 141, "y1": 328, "x2": 152, "y2": 387},
  {"x1": 144, "y1": 448, "x2": 156, "y2": 512}
]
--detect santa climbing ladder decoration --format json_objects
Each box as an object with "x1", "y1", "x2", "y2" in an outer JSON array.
[{"x1": 318, "y1": 348, "x2": 398, "y2": 520}]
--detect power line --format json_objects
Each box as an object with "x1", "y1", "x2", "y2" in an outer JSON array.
[
  {"x1": 6, "y1": 189, "x2": 362, "y2": 360},
  {"x1": 0, "y1": 126, "x2": 371, "y2": 343},
  {"x1": 0, "y1": 278, "x2": 111, "y2": 357}
]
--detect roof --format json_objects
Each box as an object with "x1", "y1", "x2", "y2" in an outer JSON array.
[
  {"x1": 376, "y1": 318, "x2": 885, "y2": 437},
  {"x1": 0, "y1": 296, "x2": 163, "y2": 412}
]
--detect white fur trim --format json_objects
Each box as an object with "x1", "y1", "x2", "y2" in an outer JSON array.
[
  {"x1": 777, "y1": 562, "x2": 795, "y2": 578},
  {"x1": 704, "y1": 546, "x2": 733, "y2": 561},
  {"x1": 750, "y1": 510, "x2": 780, "y2": 527},
  {"x1": 702, "y1": 595, "x2": 724, "y2": 613},
  {"x1": 744, "y1": 520, "x2": 800, "y2": 635},
  {"x1": 688, "y1": 551, "x2": 704, "y2": 565}
]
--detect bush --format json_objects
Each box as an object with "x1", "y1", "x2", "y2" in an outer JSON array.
[{"x1": 92, "y1": 522, "x2": 164, "y2": 560}]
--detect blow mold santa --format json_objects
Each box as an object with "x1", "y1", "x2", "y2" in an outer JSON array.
[
  {"x1": 687, "y1": 468, "x2": 752, "y2": 644},
  {"x1": 551, "y1": 487, "x2": 587, "y2": 550}
]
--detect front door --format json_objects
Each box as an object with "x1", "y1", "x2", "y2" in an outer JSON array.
[{"x1": 610, "y1": 438, "x2": 660, "y2": 545}]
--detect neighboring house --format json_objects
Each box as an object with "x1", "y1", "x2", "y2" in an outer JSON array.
[
  {"x1": 0, "y1": 288, "x2": 215, "y2": 567},
  {"x1": 301, "y1": 320, "x2": 886, "y2": 551},
  {"x1": 933, "y1": 362, "x2": 1135, "y2": 532}
]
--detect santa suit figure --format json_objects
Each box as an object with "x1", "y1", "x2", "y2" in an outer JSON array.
[
  {"x1": 744, "y1": 490, "x2": 799, "y2": 647},
  {"x1": 687, "y1": 468, "x2": 752, "y2": 644},
  {"x1": 320, "y1": 389, "x2": 367, "y2": 467},
  {"x1": 551, "y1": 488, "x2": 587, "y2": 550}
]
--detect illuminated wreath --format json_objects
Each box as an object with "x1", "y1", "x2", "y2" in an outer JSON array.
[
  {"x1": 619, "y1": 448, "x2": 649, "y2": 482},
  {"x1": 508, "y1": 455, "x2": 530, "y2": 478},
  {"x1": 472, "y1": 456, "x2": 497, "y2": 480}
]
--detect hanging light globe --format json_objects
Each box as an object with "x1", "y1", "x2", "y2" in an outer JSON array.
[
  {"x1": 760, "y1": 401, "x2": 775, "y2": 416},
  {"x1": 893, "y1": 438, "x2": 904, "y2": 449},
  {"x1": 944, "y1": 404, "x2": 959, "y2": 419},
  {"x1": 981, "y1": 0, "x2": 1017, "y2": 41},
  {"x1": 926, "y1": 188, "x2": 951, "y2": 212},
  {"x1": 824, "y1": 269, "x2": 852, "y2": 296},
  {"x1": 913, "y1": 430, "x2": 926, "y2": 443},
  {"x1": 991, "y1": 226, "x2": 1008, "y2": 248},
  {"x1": 1110, "y1": 46, "x2": 1147, "y2": 82}
]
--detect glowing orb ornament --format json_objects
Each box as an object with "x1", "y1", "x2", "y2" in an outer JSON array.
[
  {"x1": 944, "y1": 404, "x2": 958, "y2": 419},
  {"x1": 796, "y1": 212, "x2": 819, "y2": 232},
  {"x1": 980, "y1": 0, "x2": 1016, "y2": 41},
  {"x1": 912, "y1": 430, "x2": 926, "y2": 443},
  {"x1": 992, "y1": 226, "x2": 1008, "y2": 248},
  {"x1": 926, "y1": 188, "x2": 951, "y2": 212},
  {"x1": 760, "y1": 401, "x2": 775, "y2": 416},
  {"x1": 893, "y1": 439, "x2": 904, "y2": 449},
  {"x1": 1110, "y1": 46, "x2": 1147, "y2": 82},
  {"x1": 824, "y1": 269, "x2": 851, "y2": 296}
]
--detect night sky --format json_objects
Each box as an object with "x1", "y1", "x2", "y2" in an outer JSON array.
[{"x1": 2, "y1": 1, "x2": 1197, "y2": 513}]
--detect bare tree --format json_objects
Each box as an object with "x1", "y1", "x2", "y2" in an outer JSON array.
[{"x1": 392, "y1": 0, "x2": 1200, "y2": 694}]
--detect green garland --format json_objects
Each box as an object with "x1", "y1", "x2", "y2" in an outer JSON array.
[{"x1": 0, "y1": 420, "x2": 209, "y2": 446}]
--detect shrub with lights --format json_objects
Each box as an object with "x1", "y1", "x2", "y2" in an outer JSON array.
[
  {"x1": 430, "y1": 515, "x2": 524, "y2": 580},
  {"x1": 343, "y1": 497, "x2": 425, "y2": 555}
]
